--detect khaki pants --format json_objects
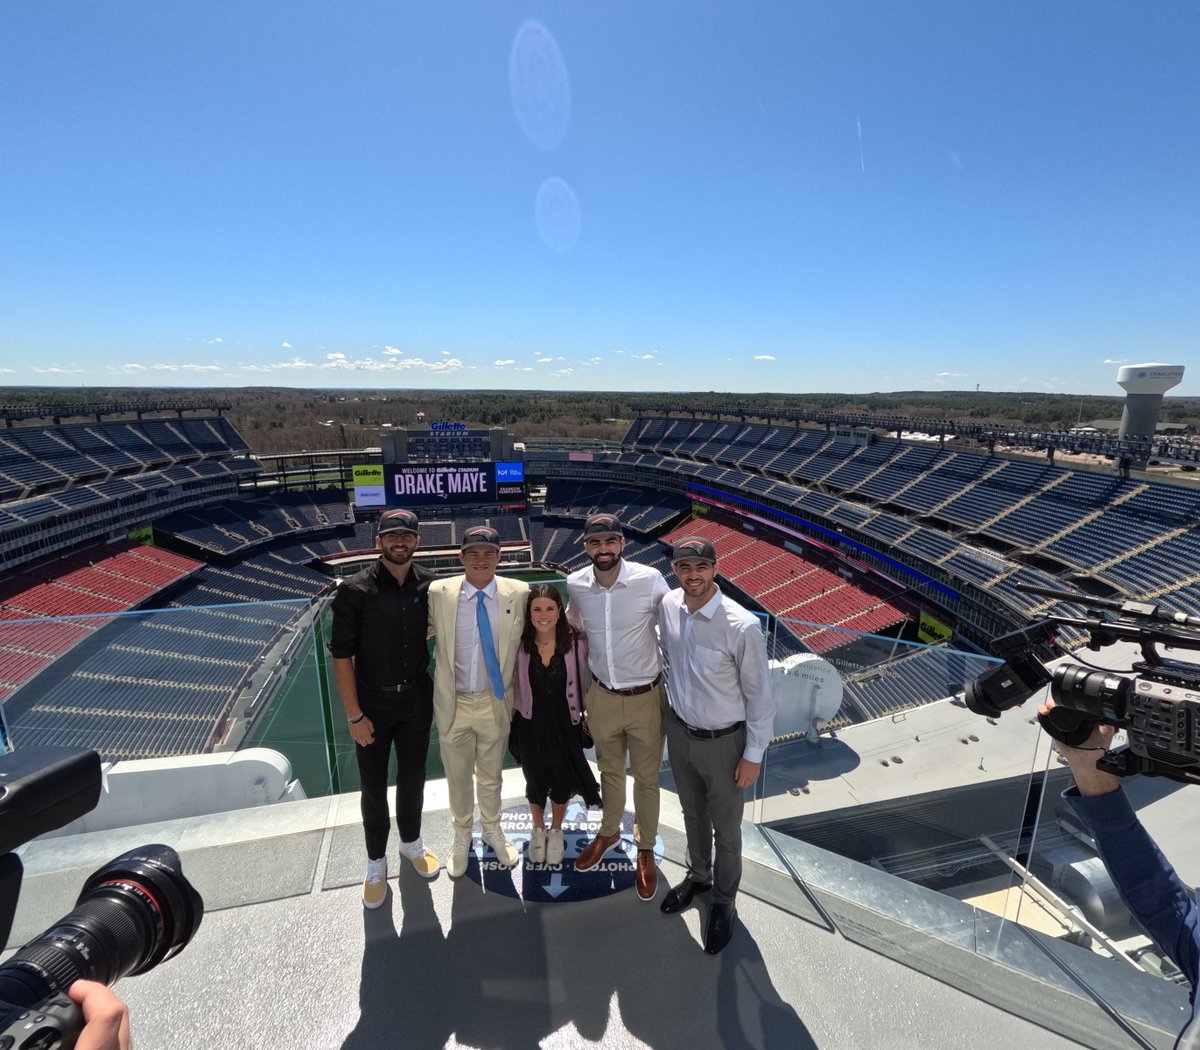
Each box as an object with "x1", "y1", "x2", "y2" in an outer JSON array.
[
  {"x1": 439, "y1": 690, "x2": 509, "y2": 835},
  {"x1": 585, "y1": 680, "x2": 664, "y2": 848}
]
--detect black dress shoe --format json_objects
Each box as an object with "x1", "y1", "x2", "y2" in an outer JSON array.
[
  {"x1": 660, "y1": 879, "x2": 712, "y2": 915},
  {"x1": 703, "y1": 903, "x2": 737, "y2": 955}
]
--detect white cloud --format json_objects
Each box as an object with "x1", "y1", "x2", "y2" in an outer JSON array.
[
  {"x1": 519, "y1": 367, "x2": 535, "y2": 373},
  {"x1": 441, "y1": 350, "x2": 451, "y2": 356},
  {"x1": 495, "y1": 359, "x2": 516, "y2": 367},
  {"x1": 151, "y1": 363, "x2": 221, "y2": 373},
  {"x1": 0, "y1": 367, "x2": 13, "y2": 374},
  {"x1": 553, "y1": 368, "x2": 573, "y2": 377},
  {"x1": 113, "y1": 363, "x2": 147, "y2": 372},
  {"x1": 1102, "y1": 357, "x2": 1128, "y2": 365},
  {"x1": 281, "y1": 341, "x2": 293, "y2": 349},
  {"x1": 636, "y1": 353, "x2": 654, "y2": 360},
  {"x1": 31, "y1": 366, "x2": 84, "y2": 374},
  {"x1": 753, "y1": 354, "x2": 775, "y2": 362},
  {"x1": 242, "y1": 352, "x2": 464, "y2": 374},
  {"x1": 537, "y1": 356, "x2": 554, "y2": 363},
  {"x1": 935, "y1": 371, "x2": 966, "y2": 378}
]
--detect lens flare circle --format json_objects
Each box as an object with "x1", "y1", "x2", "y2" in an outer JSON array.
[
  {"x1": 509, "y1": 21, "x2": 571, "y2": 152},
  {"x1": 535, "y1": 177, "x2": 581, "y2": 253}
]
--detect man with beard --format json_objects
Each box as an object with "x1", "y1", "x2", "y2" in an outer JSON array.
[
  {"x1": 658, "y1": 537, "x2": 776, "y2": 955},
  {"x1": 329, "y1": 508, "x2": 440, "y2": 909},
  {"x1": 567, "y1": 513, "x2": 669, "y2": 901}
]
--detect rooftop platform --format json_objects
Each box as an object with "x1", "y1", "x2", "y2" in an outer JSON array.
[{"x1": 12, "y1": 761, "x2": 1186, "y2": 1050}]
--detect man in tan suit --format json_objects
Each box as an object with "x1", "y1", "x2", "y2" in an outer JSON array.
[{"x1": 428, "y1": 525, "x2": 529, "y2": 877}]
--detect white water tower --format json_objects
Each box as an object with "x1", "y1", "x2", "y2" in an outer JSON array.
[{"x1": 1117, "y1": 362, "x2": 1184, "y2": 436}]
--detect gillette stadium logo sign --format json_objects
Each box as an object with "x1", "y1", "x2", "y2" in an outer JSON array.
[{"x1": 430, "y1": 421, "x2": 467, "y2": 432}]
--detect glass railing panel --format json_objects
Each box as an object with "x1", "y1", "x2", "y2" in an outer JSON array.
[
  {"x1": 1, "y1": 598, "x2": 337, "y2": 948},
  {"x1": 752, "y1": 616, "x2": 1191, "y2": 1046},
  {"x1": 0, "y1": 599, "x2": 334, "y2": 799},
  {"x1": 755, "y1": 616, "x2": 1036, "y2": 949}
]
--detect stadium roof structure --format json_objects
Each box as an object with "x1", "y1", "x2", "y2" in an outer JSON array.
[{"x1": 0, "y1": 400, "x2": 231, "y2": 425}]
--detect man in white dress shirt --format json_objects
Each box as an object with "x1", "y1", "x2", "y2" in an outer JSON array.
[
  {"x1": 658, "y1": 536, "x2": 776, "y2": 955},
  {"x1": 428, "y1": 525, "x2": 529, "y2": 878},
  {"x1": 567, "y1": 513, "x2": 670, "y2": 901}
]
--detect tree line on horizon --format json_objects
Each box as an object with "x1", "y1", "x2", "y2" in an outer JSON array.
[{"x1": 1, "y1": 385, "x2": 1196, "y2": 457}]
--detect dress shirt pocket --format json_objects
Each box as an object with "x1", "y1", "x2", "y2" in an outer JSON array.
[{"x1": 690, "y1": 643, "x2": 726, "y2": 676}]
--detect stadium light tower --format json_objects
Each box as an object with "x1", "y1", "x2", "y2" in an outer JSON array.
[{"x1": 1116, "y1": 362, "x2": 1184, "y2": 468}]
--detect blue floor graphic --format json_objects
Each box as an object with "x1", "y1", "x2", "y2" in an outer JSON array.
[{"x1": 461, "y1": 802, "x2": 664, "y2": 902}]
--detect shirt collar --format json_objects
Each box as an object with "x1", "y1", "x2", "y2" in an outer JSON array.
[
  {"x1": 686, "y1": 587, "x2": 722, "y2": 621},
  {"x1": 464, "y1": 578, "x2": 498, "y2": 601},
  {"x1": 588, "y1": 558, "x2": 629, "y2": 590}
]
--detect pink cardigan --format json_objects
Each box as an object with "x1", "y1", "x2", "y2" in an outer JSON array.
[{"x1": 512, "y1": 633, "x2": 590, "y2": 724}]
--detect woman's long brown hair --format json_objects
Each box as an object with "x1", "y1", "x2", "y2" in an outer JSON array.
[{"x1": 521, "y1": 583, "x2": 578, "y2": 656}]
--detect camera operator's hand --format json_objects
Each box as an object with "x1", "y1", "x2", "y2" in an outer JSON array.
[
  {"x1": 68, "y1": 981, "x2": 132, "y2": 1050},
  {"x1": 1038, "y1": 698, "x2": 1120, "y2": 797}
]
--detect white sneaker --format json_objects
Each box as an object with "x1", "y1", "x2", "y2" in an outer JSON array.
[
  {"x1": 546, "y1": 829, "x2": 564, "y2": 865},
  {"x1": 362, "y1": 857, "x2": 387, "y2": 909},
  {"x1": 529, "y1": 828, "x2": 547, "y2": 864},
  {"x1": 398, "y1": 837, "x2": 440, "y2": 879},
  {"x1": 484, "y1": 830, "x2": 519, "y2": 868},
  {"x1": 447, "y1": 830, "x2": 472, "y2": 878}
]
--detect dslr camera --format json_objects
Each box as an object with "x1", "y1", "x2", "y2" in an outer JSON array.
[
  {"x1": 965, "y1": 585, "x2": 1200, "y2": 785},
  {"x1": 0, "y1": 747, "x2": 203, "y2": 1049}
]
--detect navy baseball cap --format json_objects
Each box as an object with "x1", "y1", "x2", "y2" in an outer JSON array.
[
  {"x1": 377, "y1": 509, "x2": 420, "y2": 535},
  {"x1": 582, "y1": 513, "x2": 623, "y2": 539},
  {"x1": 671, "y1": 537, "x2": 717, "y2": 564},
  {"x1": 460, "y1": 525, "x2": 501, "y2": 551}
]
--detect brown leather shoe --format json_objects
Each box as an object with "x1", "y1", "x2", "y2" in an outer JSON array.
[
  {"x1": 574, "y1": 831, "x2": 620, "y2": 872},
  {"x1": 635, "y1": 849, "x2": 658, "y2": 901}
]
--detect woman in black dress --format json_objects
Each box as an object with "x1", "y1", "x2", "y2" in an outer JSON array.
[{"x1": 510, "y1": 584, "x2": 601, "y2": 865}]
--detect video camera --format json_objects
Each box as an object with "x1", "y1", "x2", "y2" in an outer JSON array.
[
  {"x1": 964, "y1": 584, "x2": 1200, "y2": 786},
  {"x1": 0, "y1": 747, "x2": 203, "y2": 1049}
]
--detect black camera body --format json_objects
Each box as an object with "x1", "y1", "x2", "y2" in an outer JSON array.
[
  {"x1": 965, "y1": 585, "x2": 1200, "y2": 786},
  {"x1": 0, "y1": 747, "x2": 203, "y2": 1049}
]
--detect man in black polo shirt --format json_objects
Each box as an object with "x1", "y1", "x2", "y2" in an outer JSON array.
[{"x1": 329, "y1": 508, "x2": 440, "y2": 908}]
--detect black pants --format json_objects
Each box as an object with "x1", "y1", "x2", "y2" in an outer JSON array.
[{"x1": 355, "y1": 679, "x2": 434, "y2": 859}]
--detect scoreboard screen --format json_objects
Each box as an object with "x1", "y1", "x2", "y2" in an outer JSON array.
[{"x1": 372, "y1": 461, "x2": 525, "y2": 507}]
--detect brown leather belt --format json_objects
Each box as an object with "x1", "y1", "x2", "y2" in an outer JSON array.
[
  {"x1": 595, "y1": 674, "x2": 661, "y2": 697},
  {"x1": 671, "y1": 707, "x2": 744, "y2": 740}
]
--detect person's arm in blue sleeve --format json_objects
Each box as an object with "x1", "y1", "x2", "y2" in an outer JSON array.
[{"x1": 1041, "y1": 699, "x2": 1200, "y2": 992}]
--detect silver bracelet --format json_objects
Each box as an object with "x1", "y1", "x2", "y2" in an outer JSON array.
[{"x1": 347, "y1": 712, "x2": 366, "y2": 725}]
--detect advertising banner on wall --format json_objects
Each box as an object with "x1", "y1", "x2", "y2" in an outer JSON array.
[
  {"x1": 352, "y1": 463, "x2": 387, "y2": 508},
  {"x1": 382, "y1": 462, "x2": 525, "y2": 506},
  {"x1": 917, "y1": 610, "x2": 954, "y2": 645}
]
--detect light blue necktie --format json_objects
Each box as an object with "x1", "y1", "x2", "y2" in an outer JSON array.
[{"x1": 475, "y1": 590, "x2": 505, "y2": 699}]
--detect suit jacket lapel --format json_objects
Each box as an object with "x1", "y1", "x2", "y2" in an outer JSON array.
[
  {"x1": 443, "y1": 577, "x2": 464, "y2": 647},
  {"x1": 497, "y1": 578, "x2": 513, "y2": 655}
]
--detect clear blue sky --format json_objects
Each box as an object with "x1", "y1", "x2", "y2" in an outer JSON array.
[{"x1": 1, "y1": 3, "x2": 1196, "y2": 395}]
